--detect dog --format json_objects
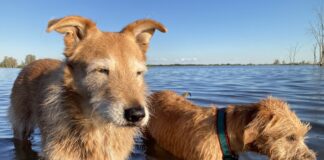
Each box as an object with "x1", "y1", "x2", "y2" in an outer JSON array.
[
  {"x1": 8, "y1": 16, "x2": 167, "y2": 160},
  {"x1": 146, "y1": 90, "x2": 316, "y2": 160}
]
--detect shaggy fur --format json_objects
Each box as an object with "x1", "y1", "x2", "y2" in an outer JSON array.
[
  {"x1": 8, "y1": 16, "x2": 167, "y2": 160},
  {"x1": 147, "y1": 90, "x2": 316, "y2": 160}
]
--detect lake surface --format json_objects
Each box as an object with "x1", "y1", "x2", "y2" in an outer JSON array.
[{"x1": 0, "y1": 65, "x2": 323, "y2": 160}]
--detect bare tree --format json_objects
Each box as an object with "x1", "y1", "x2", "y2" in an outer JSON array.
[
  {"x1": 313, "y1": 43, "x2": 318, "y2": 65},
  {"x1": 310, "y1": 7, "x2": 324, "y2": 66},
  {"x1": 288, "y1": 43, "x2": 300, "y2": 64}
]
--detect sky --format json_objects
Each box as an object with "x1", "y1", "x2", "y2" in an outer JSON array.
[{"x1": 0, "y1": 0, "x2": 323, "y2": 64}]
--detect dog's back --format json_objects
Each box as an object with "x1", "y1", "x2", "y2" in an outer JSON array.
[
  {"x1": 9, "y1": 59, "x2": 62, "y2": 139},
  {"x1": 148, "y1": 91, "x2": 316, "y2": 160},
  {"x1": 148, "y1": 90, "x2": 220, "y2": 160}
]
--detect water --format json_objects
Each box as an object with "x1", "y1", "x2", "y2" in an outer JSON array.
[{"x1": 0, "y1": 65, "x2": 323, "y2": 160}]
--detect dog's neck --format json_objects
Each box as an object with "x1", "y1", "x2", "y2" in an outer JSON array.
[{"x1": 224, "y1": 104, "x2": 258, "y2": 154}]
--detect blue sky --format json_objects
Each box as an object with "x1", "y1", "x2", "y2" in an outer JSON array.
[{"x1": 0, "y1": 0, "x2": 322, "y2": 64}]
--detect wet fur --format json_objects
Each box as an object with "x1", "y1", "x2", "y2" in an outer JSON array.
[
  {"x1": 147, "y1": 90, "x2": 316, "y2": 160},
  {"x1": 8, "y1": 16, "x2": 167, "y2": 160}
]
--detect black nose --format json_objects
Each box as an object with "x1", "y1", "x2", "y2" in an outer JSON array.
[{"x1": 124, "y1": 107, "x2": 145, "y2": 123}]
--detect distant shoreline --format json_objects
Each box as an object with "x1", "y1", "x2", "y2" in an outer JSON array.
[
  {"x1": 147, "y1": 64, "x2": 316, "y2": 67},
  {"x1": 0, "y1": 64, "x2": 318, "y2": 69}
]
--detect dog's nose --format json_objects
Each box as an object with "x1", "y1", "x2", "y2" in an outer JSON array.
[{"x1": 124, "y1": 107, "x2": 145, "y2": 123}]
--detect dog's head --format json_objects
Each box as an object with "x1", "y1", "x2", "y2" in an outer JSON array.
[
  {"x1": 243, "y1": 98, "x2": 316, "y2": 160},
  {"x1": 48, "y1": 16, "x2": 167, "y2": 127}
]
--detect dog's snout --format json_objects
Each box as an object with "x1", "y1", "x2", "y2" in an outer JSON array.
[{"x1": 124, "y1": 107, "x2": 145, "y2": 123}]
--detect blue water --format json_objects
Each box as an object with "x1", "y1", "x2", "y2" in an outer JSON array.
[{"x1": 0, "y1": 65, "x2": 323, "y2": 159}]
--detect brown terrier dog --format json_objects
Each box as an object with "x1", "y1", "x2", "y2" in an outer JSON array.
[
  {"x1": 8, "y1": 16, "x2": 167, "y2": 160},
  {"x1": 147, "y1": 90, "x2": 316, "y2": 160}
]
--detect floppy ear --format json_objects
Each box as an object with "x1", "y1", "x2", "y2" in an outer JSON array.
[
  {"x1": 243, "y1": 111, "x2": 274, "y2": 147},
  {"x1": 121, "y1": 19, "x2": 167, "y2": 53},
  {"x1": 47, "y1": 16, "x2": 99, "y2": 57},
  {"x1": 243, "y1": 124, "x2": 259, "y2": 146}
]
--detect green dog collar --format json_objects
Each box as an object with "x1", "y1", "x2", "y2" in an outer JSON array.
[{"x1": 216, "y1": 108, "x2": 238, "y2": 160}]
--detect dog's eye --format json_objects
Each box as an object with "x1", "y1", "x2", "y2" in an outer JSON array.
[
  {"x1": 137, "y1": 71, "x2": 144, "y2": 76},
  {"x1": 97, "y1": 68, "x2": 109, "y2": 75},
  {"x1": 286, "y1": 134, "x2": 297, "y2": 142}
]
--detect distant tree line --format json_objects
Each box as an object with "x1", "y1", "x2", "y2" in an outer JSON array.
[
  {"x1": 0, "y1": 54, "x2": 36, "y2": 68},
  {"x1": 272, "y1": 43, "x2": 314, "y2": 65},
  {"x1": 272, "y1": 59, "x2": 313, "y2": 65}
]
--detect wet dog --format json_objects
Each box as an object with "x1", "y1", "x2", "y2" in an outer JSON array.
[
  {"x1": 147, "y1": 90, "x2": 316, "y2": 160},
  {"x1": 8, "y1": 16, "x2": 167, "y2": 160}
]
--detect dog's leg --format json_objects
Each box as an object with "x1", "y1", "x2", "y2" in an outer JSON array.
[
  {"x1": 9, "y1": 94, "x2": 35, "y2": 140},
  {"x1": 13, "y1": 138, "x2": 39, "y2": 159}
]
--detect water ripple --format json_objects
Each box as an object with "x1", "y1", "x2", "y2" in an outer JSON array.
[{"x1": 0, "y1": 66, "x2": 323, "y2": 159}]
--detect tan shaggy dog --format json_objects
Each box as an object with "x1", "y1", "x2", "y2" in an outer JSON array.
[
  {"x1": 147, "y1": 90, "x2": 316, "y2": 160},
  {"x1": 8, "y1": 16, "x2": 167, "y2": 160}
]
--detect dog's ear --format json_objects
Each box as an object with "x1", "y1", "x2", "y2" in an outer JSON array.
[
  {"x1": 243, "y1": 125, "x2": 258, "y2": 146},
  {"x1": 121, "y1": 19, "x2": 167, "y2": 53},
  {"x1": 243, "y1": 110, "x2": 274, "y2": 147},
  {"x1": 47, "y1": 16, "x2": 99, "y2": 57}
]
